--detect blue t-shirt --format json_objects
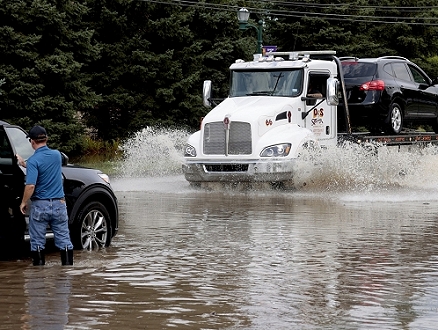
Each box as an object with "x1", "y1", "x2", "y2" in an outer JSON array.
[{"x1": 25, "y1": 145, "x2": 64, "y2": 200}]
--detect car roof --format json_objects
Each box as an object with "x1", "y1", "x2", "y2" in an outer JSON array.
[
  {"x1": 0, "y1": 120, "x2": 10, "y2": 126},
  {"x1": 341, "y1": 56, "x2": 411, "y2": 64}
]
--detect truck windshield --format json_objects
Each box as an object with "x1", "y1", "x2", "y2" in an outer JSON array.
[{"x1": 230, "y1": 69, "x2": 303, "y2": 97}]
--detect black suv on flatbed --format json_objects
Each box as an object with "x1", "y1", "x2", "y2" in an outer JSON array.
[
  {"x1": 340, "y1": 56, "x2": 438, "y2": 134},
  {"x1": 0, "y1": 121, "x2": 118, "y2": 255}
]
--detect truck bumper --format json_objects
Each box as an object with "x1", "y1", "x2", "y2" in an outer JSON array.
[{"x1": 182, "y1": 159, "x2": 296, "y2": 183}]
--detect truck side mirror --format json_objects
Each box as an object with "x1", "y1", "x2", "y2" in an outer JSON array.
[
  {"x1": 203, "y1": 80, "x2": 212, "y2": 108},
  {"x1": 326, "y1": 78, "x2": 339, "y2": 106}
]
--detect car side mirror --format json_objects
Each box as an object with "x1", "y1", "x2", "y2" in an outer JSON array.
[
  {"x1": 60, "y1": 151, "x2": 69, "y2": 166},
  {"x1": 419, "y1": 83, "x2": 429, "y2": 90}
]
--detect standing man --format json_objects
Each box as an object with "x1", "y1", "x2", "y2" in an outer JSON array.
[{"x1": 17, "y1": 125, "x2": 73, "y2": 266}]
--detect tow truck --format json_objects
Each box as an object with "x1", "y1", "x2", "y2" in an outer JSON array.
[{"x1": 182, "y1": 50, "x2": 438, "y2": 187}]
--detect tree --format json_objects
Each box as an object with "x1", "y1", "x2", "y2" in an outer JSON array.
[
  {"x1": 269, "y1": 0, "x2": 438, "y2": 57},
  {"x1": 82, "y1": 0, "x2": 250, "y2": 140},
  {"x1": 0, "y1": 0, "x2": 101, "y2": 154}
]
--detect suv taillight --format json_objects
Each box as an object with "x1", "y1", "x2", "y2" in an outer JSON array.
[{"x1": 359, "y1": 80, "x2": 385, "y2": 91}]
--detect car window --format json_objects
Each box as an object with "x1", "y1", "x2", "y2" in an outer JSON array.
[
  {"x1": 4, "y1": 126, "x2": 35, "y2": 161},
  {"x1": 408, "y1": 65, "x2": 428, "y2": 84},
  {"x1": 0, "y1": 130, "x2": 14, "y2": 165},
  {"x1": 341, "y1": 62, "x2": 376, "y2": 78},
  {"x1": 383, "y1": 63, "x2": 395, "y2": 77},
  {"x1": 392, "y1": 63, "x2": 412, "y2": 82}
]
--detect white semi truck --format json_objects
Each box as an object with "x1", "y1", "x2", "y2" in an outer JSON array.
[{"x1": 182, "y1": 50, "x2": 438, "y2": 186}]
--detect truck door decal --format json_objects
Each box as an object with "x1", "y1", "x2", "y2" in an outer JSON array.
[
  {"x1": 311, "y1": 108, "x2": 324, "y2": 126},
  {"x1": 313, "y1": 108, "x2": 324, "y2": 118}
]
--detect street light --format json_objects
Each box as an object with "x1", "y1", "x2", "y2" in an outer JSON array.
[{"x1": 237, "y1": 7, "x2": 263, "y2": 55}]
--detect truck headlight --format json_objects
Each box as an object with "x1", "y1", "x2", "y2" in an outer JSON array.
[
  {"x1": 184, "y1": 144, "x2": 197, "y2": 157},
  {"x1": 260, "y1": 143, "x2": 291, "y2": 157}
]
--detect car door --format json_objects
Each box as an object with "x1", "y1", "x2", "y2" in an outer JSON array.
[
  {"x1": 0, "y1": 127, "x2": 22, "y2": 214},
  {"x1": 407, "y1": 64, "x2": 438, "y2": 118},
  {"x1": 391, "y1": 62, "x2": 420, "y2": 119},
  {"x1": 0, "y1": 126, "x2": 26, "y2": 254}
]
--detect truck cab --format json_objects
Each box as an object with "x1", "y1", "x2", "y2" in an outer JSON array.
[{"x1": 182, "y1": 51, "x2": 341, "y2": 186}]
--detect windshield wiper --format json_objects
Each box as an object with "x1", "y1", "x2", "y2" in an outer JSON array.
[{"x1": 270, "y1": 72, "x2": 284, "y2": 95}]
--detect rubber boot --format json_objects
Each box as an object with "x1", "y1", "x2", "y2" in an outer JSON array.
[
  {"x1": 60, "y1": 247, "x2": 73, "y2": 266},
  {"x1": 32, "y1": 247, "x2": 45, "y2": 266}
]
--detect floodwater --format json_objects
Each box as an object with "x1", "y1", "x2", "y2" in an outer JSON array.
[{"x1": 2, "y1": 128, "x2": 438, "y2": 329}]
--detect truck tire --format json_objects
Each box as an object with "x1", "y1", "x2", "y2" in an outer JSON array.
[
  {"x1": 72, "y1": 201, "x2": 112, "y2": 250},
  {"x1": 386, "y1": 102, "x2": 403, "y2": 134}
]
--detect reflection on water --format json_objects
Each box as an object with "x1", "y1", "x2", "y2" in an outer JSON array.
[
  {"x1": 1, "y1": 183, "x2": 438, "y2": 329},
  {"x1": 2, "y1": 129, "x2": 438, "y2": 328},
  {"x1": 24, "y1": 267, "x2": 71, "y2": 329}
]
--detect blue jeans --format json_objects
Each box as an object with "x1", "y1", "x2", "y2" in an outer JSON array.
[{"x1": 29, "y1": 199, "x2": 73, "y2": 251}]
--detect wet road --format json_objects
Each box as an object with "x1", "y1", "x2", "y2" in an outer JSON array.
[{"x1": 2, "y1": 173, "x2": 438, "y2": 329}]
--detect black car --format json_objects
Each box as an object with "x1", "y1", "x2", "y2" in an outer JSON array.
[
  {"x1": 0, "y1": 121, "x2": 118, "y2": 254},
  {"x1": 340, "y1": 56, "x2": 438, "y2": 134}
]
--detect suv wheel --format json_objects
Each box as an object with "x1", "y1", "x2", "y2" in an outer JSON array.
[
  {"x1": 387, "y1": 102, "x2": 403, "y2": 134},
  {"x1": 72, "y1": 201, "x2": 112, "y2": 250}
]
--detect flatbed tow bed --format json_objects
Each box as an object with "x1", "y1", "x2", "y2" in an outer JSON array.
[{"x1": 339, "y1": 131, "x2": 438, "y2": 146}]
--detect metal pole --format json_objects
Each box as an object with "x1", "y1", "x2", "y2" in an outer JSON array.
[
  {"x1": 238, "y1": 22, "x2": 263, "y2": 54},
  {"x1": 256, "y1": 20, "x2": 263, "y2": 54}
]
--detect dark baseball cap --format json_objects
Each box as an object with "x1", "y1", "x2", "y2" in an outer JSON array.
[{"x1": 27, "y1": 125, "x2": 48, "y2": 140}]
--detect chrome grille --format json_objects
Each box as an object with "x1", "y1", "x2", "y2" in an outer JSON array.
[{"x1": 203, "y1": 121, "x2": 252, "y2": 155}]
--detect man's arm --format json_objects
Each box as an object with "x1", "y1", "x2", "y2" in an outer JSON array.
[{"x1": 20, "y1": 184, "x2": 35, "y2": 214}]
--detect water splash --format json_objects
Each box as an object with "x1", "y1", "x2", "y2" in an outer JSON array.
[
  {"x1": 295, "y1": 142, "x2": 438, "y2": 192},
  {"x1": 116, "y1": 127, "x2": 190, "y2": 177},
  {"x1": 115, "y1": 126, "x2": 438, "y2": 194}
]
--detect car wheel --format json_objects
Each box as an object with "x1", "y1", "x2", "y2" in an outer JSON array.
[
  {"x1": 72, "y1": 201, "x2": 112, "y2": 250},
  {"x1": 387, "y1": 102, "x2": 403, "y2": 134}
]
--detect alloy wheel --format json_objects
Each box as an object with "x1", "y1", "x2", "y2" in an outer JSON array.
[{"x1": 80, "y1": 209, "x2": 109, "y2": 250}]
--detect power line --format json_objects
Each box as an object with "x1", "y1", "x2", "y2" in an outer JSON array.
[
  {"x1": 140, "y1": 0, "x2": 438, "y2": 25},
  {"x1": 257, "y1": 0, "x2": 438, "y2": 11}
]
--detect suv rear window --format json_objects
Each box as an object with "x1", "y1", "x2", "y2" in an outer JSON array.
[{"x1": 341, "y1": 62, "x2": 376, "y2": 78}]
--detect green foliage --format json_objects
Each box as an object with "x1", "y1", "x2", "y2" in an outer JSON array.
[
  {"x1": 0, "y1": 0, "x2": 100, "y2": 155},
  {"x1": 417, "y1": 56, "x2": 438, "y2": 80},
  {"x1": 81, "y1": 136, "x2": 120, "y2": 158},
  {"x1": 80, "y1": 0, "x2": 247, "y2": 140},
  {"x1": 268, "y1": 0, "x2": 438, "y2": 58}
]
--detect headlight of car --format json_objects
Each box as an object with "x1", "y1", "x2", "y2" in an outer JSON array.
[
  {"x1": 98, "y1": 173, "x2": 111, "y2": 184},
  {"x1": 184, "y1": 144, "x2": 197, "y2": 157},
  {"x1": 260, "y1": 143, "x2": 291, "y2": 157}
]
